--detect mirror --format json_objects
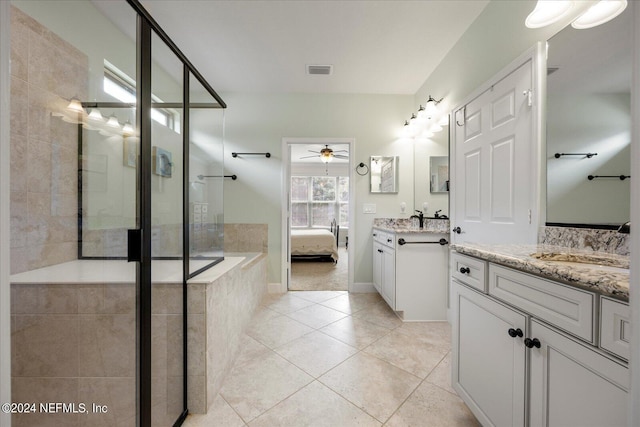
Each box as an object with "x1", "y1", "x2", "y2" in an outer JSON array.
[
  {"x1": 430, "y1": 156, "x2": 449, "y2": 193},
  {"x1": 370, "y1": 156, "x2": 399, "y2": 193},
  {"x1": 546, "y1": 7, "x2": 631, "y2": 226},
  {"x1": 413, "y1": 126, "x2": 449, "y2": 216}
]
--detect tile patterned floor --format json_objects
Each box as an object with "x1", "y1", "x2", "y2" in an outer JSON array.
[{"x1": 185, "y1": 291, "x2": 479, "y2": 427}]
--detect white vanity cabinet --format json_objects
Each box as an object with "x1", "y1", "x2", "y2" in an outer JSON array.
[
  {"x1": 451, "y1": 281, "x2": 526, "y2": 426},
  {"x1": 372, "y1": 228, "x2": 448, "y2": 321},
  {"x1": 451, "y1": 253, "x2": 629, "y2": 427},
  {"x1": 372, "y1": 230, "x2": 396, "y2": 309}
]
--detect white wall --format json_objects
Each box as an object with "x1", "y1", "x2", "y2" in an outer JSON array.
[{"x1": 221, "y1": 92, "x2": 414, "y2": 284}]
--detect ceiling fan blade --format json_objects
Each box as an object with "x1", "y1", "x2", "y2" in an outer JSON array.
[
  {"x1": 334, "y1": 155, "x2": 349, "y2": 159},
  {"x1": 307, "y1": 150, "x2": 320, "y2": 154},
  {"x1": 299, "y1": 155, "x2": 319, "y2": 159},
  {"x1": 333, "y1": 150, "x2": 349, "y2": 153}
]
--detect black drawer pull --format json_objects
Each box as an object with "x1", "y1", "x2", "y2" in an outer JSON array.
[
  {"x1": 508, "y1": 328, "x2": 523, "y2": 338},
  {"x1": 524, "y1": 338, "x2": 541, "y2": 349},
  {"x1": 459, "y1": 267, "x2": 470, "y2": 274}
]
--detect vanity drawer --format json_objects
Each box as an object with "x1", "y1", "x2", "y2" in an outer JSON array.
[
  {"x1": 600, "y1": 297, "x2": 630, "y2": 361},
  {"x1": 489, "y1": 264, "x2": 595, "y2": 343},
  {"x1": 451, "y1": 252, "x2": 487, "y2": 292},
  {"x1": 373, "y1": 229, "x2": 395, "y2": 248}
]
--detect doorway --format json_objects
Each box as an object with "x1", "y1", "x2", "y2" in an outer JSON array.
[{"x1": 282, "y1": 138, "x2": 354, "y2": 292}]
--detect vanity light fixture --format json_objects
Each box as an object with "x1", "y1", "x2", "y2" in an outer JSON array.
[
  {"x1": 424, "y1": 95, "x2": 443, "y2": 117},
  {"x1": 106, "y1": 114, "x2": 121, "y2": 129},
  {"x1": 571, "y1": 0, "x2": 627, "y2": 29},
  {"x1": 525, "y1": 0, "x2": 574, "y2": 28},
  {"x1": 122, "y1": 121, "x2": 135, "y2": 135},
  {"x1": 66, "y1": 97, "x2": 84, "y2": 114},
  {"x1": 525, "y1": 0, "x2": 627, "y2": 29}
]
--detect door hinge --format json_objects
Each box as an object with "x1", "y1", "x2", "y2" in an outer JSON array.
[
  {"x1": 528, "y1": 209, "x2": 532, "y2": 224},
  {"x1": 523, "y1": 89, "x2": 533, "y2": 107}
]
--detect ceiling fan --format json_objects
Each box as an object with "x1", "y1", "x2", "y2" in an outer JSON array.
[{"x1": 300, "y1": 145, "x2": 349, "y2": 163}]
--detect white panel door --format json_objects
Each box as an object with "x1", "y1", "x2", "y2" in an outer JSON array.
[{"x1": 453, "y1": 58, "x2": 537, "y2": 244}]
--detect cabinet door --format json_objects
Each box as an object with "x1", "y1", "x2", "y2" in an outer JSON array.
[
  {"x1": 381, "y1": 245, "x2": 395, "y2": 309},
  {"x1": 452, "y1": 281, "x2": 526, "y2": 427},
  {"x1": 372, "y1": 241, "x2": 383, "y2": 294},
  {"x1": 529, "y1": 319, "x2": 629, "y2": 427}
]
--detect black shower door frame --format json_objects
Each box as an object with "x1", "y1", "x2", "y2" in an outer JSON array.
[{"x1": 127, "y1": 1, "x2": 227, "y2": 426}]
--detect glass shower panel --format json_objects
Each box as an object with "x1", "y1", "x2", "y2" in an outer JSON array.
[
  {"x1": 9, "y1": 1, "x2": 139, "y2": 426},
  {"x1": 150, "y1": 31, "x2": 185, "y2": 425},
  {"x1": 188, "y1": 72, "x2": 225, "y2": 276}
]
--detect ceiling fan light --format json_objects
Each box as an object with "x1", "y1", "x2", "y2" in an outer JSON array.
[
  {"x1": 525, "y1": 0, "x2": 574, "y2": 28},
  {"x1": 571, "y1": 0, "x2": 627, "y2": 29}
]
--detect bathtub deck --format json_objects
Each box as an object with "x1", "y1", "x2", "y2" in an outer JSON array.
[{"x1": 9, "y1": 254, "x2": 260, "y2": 284}]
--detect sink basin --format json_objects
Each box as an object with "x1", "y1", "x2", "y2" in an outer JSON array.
[{"x1": 529, "y1": 252, "x2": 629, "y2": 270}]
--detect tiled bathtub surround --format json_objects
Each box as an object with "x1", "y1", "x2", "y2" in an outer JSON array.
[
  {"x1": 373, "y1": 217, "x2": 450, "y2": 233},
  {"x1": 224, "y1": 223, "x2": 268, "y2": 252},
  {"x1": 10, "y1": 6, "x2": 88, "y2": 274},
  {"x1": 187, "y1": 254, "x2": 268, "y2": 413},
  {"x1": 10, "y1": 255, "x2": 267, "y2": 425},
  {"x1": 539, "y1": 226, "x2": 629, "y2": 256}
]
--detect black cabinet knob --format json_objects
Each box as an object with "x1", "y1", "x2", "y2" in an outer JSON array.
[
  {"x1": 377, "y1": 249, "x2": 383, "y2": 253},
  {"x1": 459, "y1": 267, "x2": 470, "y2": 274},
  {"x1": 387, "y1": 238, "x2": 392, "y2": 243},
  {"x1": 373, "y1": 233, "x2": 377, "y2": 237},
  {"x1": 524, "y1": 338, "x2": 541, "y2": 349},
  {"x1": 453, "y1": 227, "x2": 462, "y2": 234},
  {"x1": 508, "y1": 328, "x2": 523, "y2": 338}
]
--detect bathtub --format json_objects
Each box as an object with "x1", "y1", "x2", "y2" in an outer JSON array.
[{"x1": 9, "y1": 253, "x2": 267, "y2": 425}]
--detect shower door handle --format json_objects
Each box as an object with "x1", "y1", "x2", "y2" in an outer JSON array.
[{"x1": 127, "y1": 229, "x2": 142, "y2": 262}]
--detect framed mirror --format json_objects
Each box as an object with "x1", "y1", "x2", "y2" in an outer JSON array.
[
  {"x1": 546, "y1": 6, "x2": 631, "y2": 227},
  {"x1": 430, "y1": 156, "x2": 449, "y2": 193},
  {"x1": 370, "y1": 156, "x2": 399, "y2": 193},
  {"x1": 413, "y1": 124, "x2": 449, "y2": 216}
]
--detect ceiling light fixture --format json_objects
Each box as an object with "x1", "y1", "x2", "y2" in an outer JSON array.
[
  {"x1": 525, "y1": 0, "x2": 627, "y2": 29},
  {"x1": 571, "y1": 0, "x2": 627, "y2": 29},
  {"x1": 525, "y1": 0, "x2": 574, "y2": 28}
]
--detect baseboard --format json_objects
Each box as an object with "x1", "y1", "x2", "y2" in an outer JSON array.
[
  {"x1": 268, "y1": 282, "x2": 286, "y2": 293},
  {"x1": 350, "y1": 282, "x2": 377, "y2": 293}
]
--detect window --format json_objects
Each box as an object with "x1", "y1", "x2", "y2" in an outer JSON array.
[
  {"x1": 291, "y1": 176, "x2": 349, "y2": 228},
  {"x1": 103, "y1": 61, "x2": 179, "y2": 131}
]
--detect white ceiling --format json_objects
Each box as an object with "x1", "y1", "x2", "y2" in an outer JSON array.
[{"x1": 135, "y1": 0, "x2": 489, "y2": 95}]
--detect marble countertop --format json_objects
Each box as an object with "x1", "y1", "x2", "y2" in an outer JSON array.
[
  {"x1": 452, "y1": 243, "x2": 630, "y2": 301},
  {"x1": 373, "y1": 217, "x2": 450, "y2": 234}
]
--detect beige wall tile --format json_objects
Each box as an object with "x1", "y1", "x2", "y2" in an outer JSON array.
[
  {"x1": 11, "y1": 284, "x2": 77, "y2": 314},
  {"x1": 103, "y1": 284, "x2": 135, "y2": 314},
  {"x1": 11, "y1": 314, "x2": 79, "y2": 377},
  {"x1": 10, "y1": 76, "x2": 28, "y2": 137},
  {"x1": 10, "y1": 132, "x2": 27, "y2": 192},
  {"x1": 78, "y1": 377, "x2": 135, "y2": 427},
  {"x1": 11, "y1": 377, "x2": 79, "y2": 427},
  {"x1": 78, "y1": 314, "x2": 135, "y2": 377}
]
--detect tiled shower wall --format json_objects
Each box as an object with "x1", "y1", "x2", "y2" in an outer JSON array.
[{"x1": 10, "y1": 6, "x2": 87, "y2": 274}]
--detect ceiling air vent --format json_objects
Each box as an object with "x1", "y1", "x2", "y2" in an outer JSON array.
[{"x1": 307, "y1": 65, "x2": 332, "y2": 75}]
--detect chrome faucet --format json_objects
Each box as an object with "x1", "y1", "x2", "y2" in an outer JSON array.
[
  {"x1": 410, "y1": 210, "x2": 424, "y2": 229},
  {"x1": 618, "y1": 222, "x2": 630, "y2": 234}
]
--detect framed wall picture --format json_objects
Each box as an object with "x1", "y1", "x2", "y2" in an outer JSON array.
[
  {"x1": 153, "y1": 146, "x2": 173, "y2": 177},
  {"x1": 123, "y1": 137, "x2": 137, "y2": 168}
]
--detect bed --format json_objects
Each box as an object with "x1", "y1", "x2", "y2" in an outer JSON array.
[{"x1": 291, "y1": 220, "x2": 339, "y2": 262}]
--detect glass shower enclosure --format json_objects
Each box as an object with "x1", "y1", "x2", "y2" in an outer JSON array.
[{"x1": 8, "y1": 0, "x2": 225, "y2": 426}]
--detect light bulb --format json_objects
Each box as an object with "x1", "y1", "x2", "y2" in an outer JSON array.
[
  {"x1": 571, "y1": 0, "x2": 627, "y2": 29},
  {"x1": 525, "y1": 1, "x2": 574, "y2": 28}
]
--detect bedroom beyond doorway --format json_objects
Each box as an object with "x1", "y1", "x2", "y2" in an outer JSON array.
[{"x1": 283, "y1": 138, "x2": 353, "y2": 292}]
